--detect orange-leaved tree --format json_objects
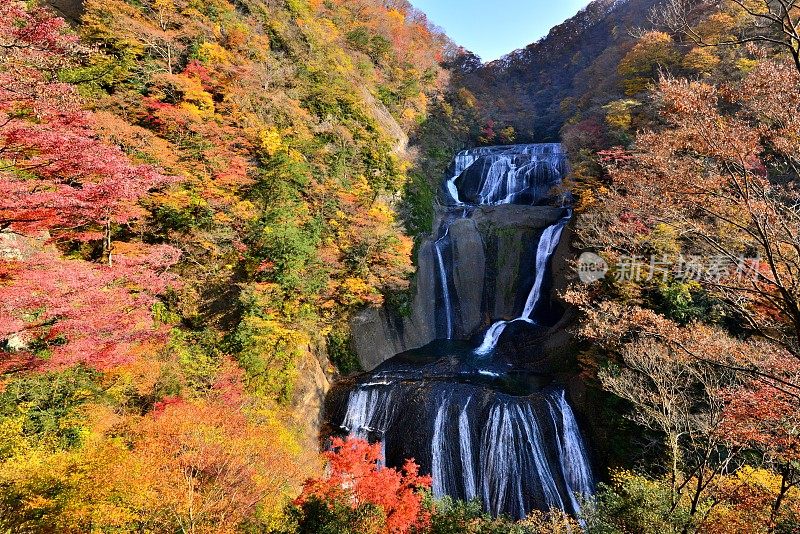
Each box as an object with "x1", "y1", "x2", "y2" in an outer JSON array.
[{"x1": 293, "y1": 437, "x2": 431, "y2": 534}]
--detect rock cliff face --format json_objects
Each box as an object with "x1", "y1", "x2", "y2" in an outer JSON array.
[
  {"x1": 291, "y1": 336, "x2": 333, "y2": 447},
  {"x1": 351, "y1": 203, "x2": 568, "y2": 371},
  {"x1": 350, "y1": 240, "x2": 437, "y2": 371},
  {"x1": 46, "y1": 0, "x2": 84, "y2": 22}
]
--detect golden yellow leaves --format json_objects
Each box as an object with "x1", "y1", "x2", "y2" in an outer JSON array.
[
  {"x1": 618, "y1": 31, "x2": 680, "y2": 96},
  {"x1": 259, "y1": 127, "x2": 284, "y2": 157},
  {"x1": 257, "y1": 127, "x2": 306, "y2": 162},
  {"x1": 338, "y1": 277, "x2": 382, "y2": 306},
  {"x1": 603, "y1": 99, "x2": 638, "y2": 131},
  {"x1": 683, "y1": 47, "x2": 721, "y2": 74},
  {"x1": 196, "y1": 42, "x2": 232, "y2": 66}
]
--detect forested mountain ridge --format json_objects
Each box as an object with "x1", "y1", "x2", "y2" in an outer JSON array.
[{"x1": 456, "y1": 0, "x2": 660, "y2": 141}]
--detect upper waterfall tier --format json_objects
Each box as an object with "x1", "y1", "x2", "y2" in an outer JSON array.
[
  {"x1": 443, "y1": 143, "x2": 567, "y2": 207},
  {"x1": 435, "y1": 143, "x2": 571, "y2": 345}
]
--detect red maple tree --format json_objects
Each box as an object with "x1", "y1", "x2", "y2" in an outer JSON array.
[
  {"x1": 0, "y1": 246, "x2": 179, "y2": 372},
  {"x1": 295, "y1": 437, "x2": 432, "y2": 534},
  {"x1": 0, "y1": 1, "x2": 180, "y2": 371},
  {"x1": 0, "y1": 1, "x2": 174, "y2": 261}
]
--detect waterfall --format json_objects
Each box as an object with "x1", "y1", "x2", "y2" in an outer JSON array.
[
  {"x1": 522, "y1": 216, "x2": 568, "y2": 318},
  {"x1": 480, "y1": 401, "x2": 565, "y2": 517},
  {"x1": 334, "y1": 143, "x2": 594, "y2": 522},
  {"x1": 446, "y1": 144, "x2": 566, "y2": 206},
  {"x1": 431, "y1": 394, "x2": 455, "y2": 497},
  {"x1": 458, "y1": 399, "x2": 478, "y2": 501},
  {"x1": 431, "y1": 394, "x2": 479, "y2": 502},
  {"x1": 473, "y1": 321, "x2": 511, "y2": 357},
  {"x1": 549, "y1": 390, "x2": 595, "y2": 501},
  {"x1": 446, "y1": 151, "x2": 481, "y2": 204},
  {"x1": 434, "y1": 227, "x2": 453, "y2": 340},
  {"x1": 341, "y1": 386, "x2": 592, "y2": 519},
  {"x1": 474, "y1": 211, "x2": 570, "y2": 356},
  {"x1": 341, "y1": 385, "x2": 394, "y2": 440}
]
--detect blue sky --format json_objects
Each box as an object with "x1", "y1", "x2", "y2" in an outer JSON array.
[{"x1": 410, "y1": 0, "x2": 592, "y2": 62}]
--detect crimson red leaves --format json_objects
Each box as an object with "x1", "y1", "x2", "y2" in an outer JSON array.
[
  {"x1": 0, "y1": 1, "x2": 178, "y2": 370},
  {"x1": 295, "y1": 437, "x2": 432, "y2": 533}
]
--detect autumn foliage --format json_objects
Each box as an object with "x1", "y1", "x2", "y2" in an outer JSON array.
[
  {"x1": 0, "y1": 1, "x2": 180, "y2": 370},
  {"x1": 0, "y1": 0, "x2": 452, "y2": 531},
  {"x1": 11, "y1": 0, "x2": 800, "y2": 529},
  {"x1": 565, "y1": 6, "x2": 800, "y2": 530},
  {"x1": 293, "y1": 437, "x2": 432, "y2": 534}
]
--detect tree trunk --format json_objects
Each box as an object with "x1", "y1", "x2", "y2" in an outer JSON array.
[
  {"x1": 103, "y1": 219, "x2": 113, "y2": 267},
  {"x1": 768, "y1": 465, "x2": 793, "y2": 532},
  {"x1": 669, "y1": 433, "x2": 681, "y2": 507}
]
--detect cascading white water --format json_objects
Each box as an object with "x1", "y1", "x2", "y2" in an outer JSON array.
[
  {"x1": 437, "y1": 144, "x2": 568, "y2": 344},
  {"x1": 431, "y1": 396, "x2": 454, "y2": 497},
  {"x1": 480, "y1": 401, "x2": 565, "y2": 517},
  {"x1": 340, "y1": 383, "x2": 594, "y2": 519},
  {"x1": 461, "y1": 144, "x2": 567, "y2": 206},
  {"x1": 434, "y1": 228, "x2": 453, "y2": 340},
  {"x1": 477, "y1": 156, "x2": 513, "y2": 205},
  {"x1": 337, "y1": 143, "x2": 593, "y2": 521},
  {"x1": 474, "y1": 212, "x2": 570, "y2": 356},
  {"x1": 341, "y1": 384, "x2": 398, "y2": 468},
  {"x1": 342, "y1": 385, "x2": 591, "y2": 519},
  {"x1": 446, "y1": 151, "x2": 482, "y2": 204},
  {"x1": 458, "y1": 399, "x2": 478, "y2": 501},
  {"x1": 446, "y1": 144, "x2": 565, "y2": 206},
  {"x1": 523, "y1": 217, "x2": 567, "y2": 318},
  {"x1": 341, "y1": 385, "x2": 395, "y2": 441},
  {"x1": 549, "y1": 390, "x2": 595, "y2": 500},
  {"x1": 473, "y1": 321, "x2": 510, "y2": 357},
  {"x1": 431, "y1": 394, "x2": 479, "y2": 502}
]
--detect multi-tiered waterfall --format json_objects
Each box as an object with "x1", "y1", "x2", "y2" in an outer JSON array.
[{"x1": 328, "y1": 144, "x2": 593, "y2": 520}]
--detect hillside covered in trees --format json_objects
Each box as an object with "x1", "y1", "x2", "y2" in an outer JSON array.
[
  {"x1": 2, "y1": 0, "x2": 800, "y2": 532},
  {"x1": 0, "y1": 0, "x2": 482, "y2": 530},
  {"x1": 559, "y1": 0, "x2": 800, "y2": 531}
]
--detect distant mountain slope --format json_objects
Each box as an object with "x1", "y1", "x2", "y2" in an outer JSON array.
[{"x1": 457, "y1": 0, "x2": 661, "y2": 141}]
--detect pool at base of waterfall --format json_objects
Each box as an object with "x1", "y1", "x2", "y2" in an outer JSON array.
[
  {"x1": 353, "y1": 339, "x2": 555, "y2": 396},
  {"x1": 327, "y1": 144, "x2": 594, "y2": 520}
]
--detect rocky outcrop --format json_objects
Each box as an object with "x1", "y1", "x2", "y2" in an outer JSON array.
[
  {"x1": 448, "y1": 217, "x2": 485, "y2": 335},
  {"x1": 493, "y1": 222, "x2": 580, "y2": 369},
  {"x1": 358, "y1": 86, "x2": 409, "y2": 157},
  {"x1": 0, "y1": 231, "x2": 53, "y2": 260},
  {"x1": 473, "y1": 205, "x2": 564, "y2": 322},
  {"x1": 292, "y1": 336, "x2": 334, "y2": 447},
  {"x1": 350, "y1": 240, "x2": 437, "y2": 371},
  {"x1": 351, "y1": 204, "x2": 566, "y2": 371},
  {"x1": 47, "y1": 0, "x2": 84, "y2": 22}
]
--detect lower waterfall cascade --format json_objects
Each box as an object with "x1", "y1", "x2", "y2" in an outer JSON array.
[{"x1": 329, "y1": 144, "x2": 594, "y2": 520}]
